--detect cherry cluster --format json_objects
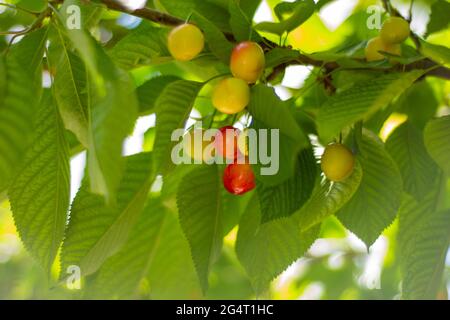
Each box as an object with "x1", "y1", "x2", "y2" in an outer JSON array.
[
  {"x1": 167, "y1": 23, "x2": 359, "y2": 194},
  {"x1": 365, "y1": 17, "x2": 410, "y2": 62},
  {"x1": 167, "y1": 24, "x2": 267, "y2": 195}
]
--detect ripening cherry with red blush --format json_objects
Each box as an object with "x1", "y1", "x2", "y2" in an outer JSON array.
[{"x1": 215, "y1": 126, "x2": 241, "y2": 160}]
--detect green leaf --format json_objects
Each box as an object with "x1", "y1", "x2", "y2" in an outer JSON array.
[
  {"x1": 236, "y1": 195, "x2": 319, "y2": 294},
  {"x1": 193, "y1": 11, "x2": 234, "y2": 63},
  {"x1": 265, "y1": 47, "x2": 301, "y2": 69},
  {"x1": 177, "y1": 164, "x2": 223, "y2": 293},
  {"x1": 0, "y1": 32, "x2": 45, "y2": 190},
  {"x1": 420, "y1": 40, "x2": 450, "y2": 67},
  {"x1": 61, "y1": 153, "x2": 154, "y2": 277},
  {"x1": 316, "y1": 0, "x2": 335, "y2": 10},
  {"x1": 109, "y1": 23, "x2": 171, "y2": 69},
  {"x1": 250, "y1": 118, "x2": 301, "y2": 186},
  {"x1": 52, "y1": 21, "x2": 139, "y2": 202},
  {"x1": 386, "y1": 121, "x2": 439, "y2": 200},
  {"x1": 426, "y1": 1, "x2": 450, "y2": 35},
  {"x1": 9, "y1": 27, "x2": 48, "y2": 94},
  {"x1": 153, "y1": 80, "x2": 203, "y2": 174},
  {"x1": 258, "y1": 148, "x2": 317, "y2": 223},
  {"x1": 17, "y1": 0, "x2": 47, "y2": 12},
  {"x1": 145, "y1": 203, "x2": 202, "y2": 299},
  {"x1": 317, "y1": 71, "x2": 424, "y2": 142},
  {"x1": 424, "y1": 116, "x2": 450, "y2": 175},
  {"x1": 238, "y1": 0, "x2": 261, "y2": 19},
  {"x1": 255, "y1": 0, "x2": 315, "y2": 36},
  {"x1": 248, "y1": 85, "x2": 307, "y2": 145},
  {"x1": 137, "y1": 75, "x2": 180, "y2": 115},
  {"x1": 337, "y1": 130, "x2": 403, "y2": 247},
  {"x1": 48, "y1": 26, "x2": 90, "y2": 147},
  {"x1": 161, "y1": 164, "x2": 195, "y2": 202},
  {"x1": 57, "y1": 0, "x2": 102, "y2": 78},
  {"x1": 296, "y1": 160, "x2": 363, "y2": 232},
  {"x1": 86, "y1": 200, "x2": 164, "y2": 297},
  {"x1": 158, "y1": 0, "x2": 231, "y2": 32},
  {"x1": 221, "y1": 183, "x2": 252, "y2": 235},
  {"x1": 87, "y1": 197, "x2": 201, "y2": 299},
  {"x1": 393, "y1": 81, "x2": 439, "y2": 129},
  {"x1": 228, "y1": 0, "x2": 260, "y2": 42},
  {"x1": 8, "y1": 92, "x2": 70, "y2": 274},
  {"x1": 87, "y1": 45, "x2": 139, "y2": 203},
  {"x1": 398, "y1": 187, "x2": 450, "y2": 300},
  {"x1": 248, "y1": 85, "x2": 309, "y2": 185},
  {"x1": 0, "y1": 56, "x2": 4, "y2": 98}
]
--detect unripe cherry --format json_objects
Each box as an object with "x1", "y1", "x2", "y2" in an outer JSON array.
[
  {"x1": 168, "y1": 24, "x2": 204, "y2": 61},
  {"x1": 321, "y1": 143, "x2": 355, "y2": 182},
  {"x1": 212, "y1": 77, "x2": 250, "y2": 114},
  {"x1": 380, "y1": 17, "x2": 410, "y2": 44},
  {"x1": 230, "y1": 41, "x2": 265, "y2": 84},
  {"x1": 365, "y1": 36, "x2": 401, "y2": 62}
]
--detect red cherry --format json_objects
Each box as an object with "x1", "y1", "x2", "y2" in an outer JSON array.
[
  {"x1": 223, "y1": 163, "x2": 256, "y2": 195},
  {"x1": 214, "y1": 126, "x2": 241, "y2": 160}
]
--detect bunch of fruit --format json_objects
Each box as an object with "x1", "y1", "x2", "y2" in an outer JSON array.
[
  {"x1": 365, "y1": 17, "x2": 410, "y2": 62},
  {"x1": 168, "y1": 23, "x2": 357, "y2": 194},
  {"x1": 168, "y1": 23, "x2": 266, "y2": 195}
]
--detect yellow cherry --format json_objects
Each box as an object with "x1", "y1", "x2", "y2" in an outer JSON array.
[
  {"x1": 168, "y1": 24, "x2": 204, "y2": 61},
  {"x1": 365, "y1": 36, "x2": 401, "y2": 62},
  {"x1": 380, "y1": 17, "x2": 410, "y2": 44},
  {"x1": 212, "y1": 77, "x2": 250, "y2": 114},
  {"x1": 321, "y1": 143, "x2": 355, "y2": 182}
]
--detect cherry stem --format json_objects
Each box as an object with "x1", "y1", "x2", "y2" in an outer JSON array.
[
  {"x1": 231, "y1": 114, "x2": 238, "y2": 126},
  {"x1": 205, "y1": 73, "x2": 230, "y2": 84},
  {"x1": 185, "y1": 12, "x2": 193, "y2": 24},
  {"x1": 208, "y1": 110, "x2": 217, "y2": 129}
]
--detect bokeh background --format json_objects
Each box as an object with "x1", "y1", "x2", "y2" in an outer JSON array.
[{"x1": 0, "y1": 0, "x2": 449, "y2": 299}]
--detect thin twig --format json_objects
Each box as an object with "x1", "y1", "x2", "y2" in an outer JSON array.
[{"x1": 4, "y1": 7, "x2": 53, "y2": 54}]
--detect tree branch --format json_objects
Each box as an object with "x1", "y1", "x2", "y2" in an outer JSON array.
[
  {"x1": 267, "y1": 57, "x2": 450, "y2": 81},
  {"x1": 99, "y1": 0, "x2": 184, "y2": 26},
  {"x1": 90, "y1": 0, "x2": 450, "y2": 81}
]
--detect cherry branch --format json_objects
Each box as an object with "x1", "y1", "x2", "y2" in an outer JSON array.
[
  {"x1": 88, "y1": 0, "x2": 450, "y2": 81},
  {"x1": 99, "y1": 0, "x2": 184, "y2": 27}
]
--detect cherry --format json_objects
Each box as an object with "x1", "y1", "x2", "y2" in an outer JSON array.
[
  {"x1": 365, "y1": 36, "x2": 401, "y2": 62},
  {"x1": 380, "y1": 17, "x2": 410, "y2": 45},
  {"x1": 212, "y1": 77, "x2": 250, "y2": 115},
  {"x1": 230, "y1": 41, "x2": 265, "y2": 84},
  {"x1": 223, "y1": 163, "x2": 256, "y2": 195},
  {"x1": 214, "y1": 126, "x2": 241, "y2": 160},
  {"x1": 168, "y1": 24, "x2": 204, "y2": 61},
  {"x1": 321, "y1": 143, "x2": 355, "y2": 182}
]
